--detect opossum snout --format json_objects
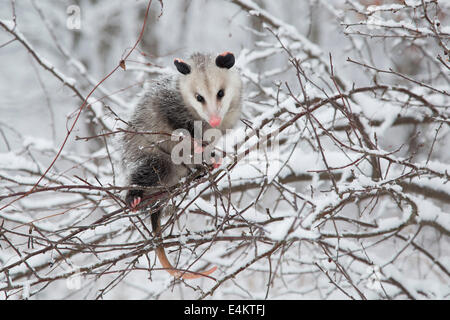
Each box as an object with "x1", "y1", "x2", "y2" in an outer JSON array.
[{"x1": 209, "y1": 115, "x2": 221, "y2": 128}]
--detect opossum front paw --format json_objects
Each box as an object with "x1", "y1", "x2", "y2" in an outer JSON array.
[
  {"x1": 210, "y1": 156, "x2": 222, "y2": 169},
  {"x1": 125, "y1": 190, "x2": 143, "y2": 212},
  {"x1": 193, "y1": 140, "x2": 204, "y2": 154}
]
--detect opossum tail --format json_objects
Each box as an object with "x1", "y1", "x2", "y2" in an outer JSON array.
[{"x1": 151, "y1": 210, "x2": 217, "y2": 280}]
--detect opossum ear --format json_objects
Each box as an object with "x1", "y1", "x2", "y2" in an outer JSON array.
[
  {"x1": 174, "y1": 58, "x2": 191, "y2": 75},
  {"x1": 215, "y1": 52, "x2": 235, "y2": 69}
]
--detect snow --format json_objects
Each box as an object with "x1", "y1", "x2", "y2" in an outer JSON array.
[
  {"x1": 0, "y1": 152, "x2": 39, "y2": 171},
  {"x1": 367, "y1": 4, "x2": 404, "y2": 13},
  {"x1": 0, "y1": 0, "x2": 448, "y2": 300},
  {"x1": 416, "y1": 198, "x2": 450, "y2": 233},
  {"x1": 0, "y1": 19, "x2": 15, "y2": 30},
  {"x1": 23, "y1": 136, "x2": 54, "y2": 150}
]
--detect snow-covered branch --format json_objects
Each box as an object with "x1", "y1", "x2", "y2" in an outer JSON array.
[{"x1": 0, "y1": 0, "x2": 448, "y2": 300}]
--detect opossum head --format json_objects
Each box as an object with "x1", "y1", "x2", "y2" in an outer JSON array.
[{"x1": 174, "y1": 52, "x2": 242, "y2": 129}]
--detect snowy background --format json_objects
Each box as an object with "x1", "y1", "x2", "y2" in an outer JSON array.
[{"x1": 0, "y1": 0, "x2": 449, "y2": 299}]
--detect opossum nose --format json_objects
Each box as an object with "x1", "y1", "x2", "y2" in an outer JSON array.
[{"x1": 209, "y1": 116, "x2": 222, "y2": 128}]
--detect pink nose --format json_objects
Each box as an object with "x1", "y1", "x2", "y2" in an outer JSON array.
[{"x1": 209, "y1": 116, "x2": 222, "y2": 128}]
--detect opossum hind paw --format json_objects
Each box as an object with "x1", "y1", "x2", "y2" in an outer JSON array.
[{"x1": 125, "y1": 190, "x2": 144, "y2": 212}]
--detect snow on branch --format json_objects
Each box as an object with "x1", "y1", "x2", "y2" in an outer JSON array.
[{"x1": 0, "y1": 0, "x2": 448, "y2": 300}]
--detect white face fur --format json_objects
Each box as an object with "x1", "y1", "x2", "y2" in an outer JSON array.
[{"x1": 176, "y1": 54, "x2": 242, "y2": 128}]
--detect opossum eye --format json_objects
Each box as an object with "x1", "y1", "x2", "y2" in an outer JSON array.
[
  {"x1": 195, "y1": 94, "x2": 205, "y2": 103},
  {"x1": 217, "y1": 89, "x2": 224, "y2": 99}
]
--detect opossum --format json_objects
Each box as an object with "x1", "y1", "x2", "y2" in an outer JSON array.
[{"x1": 121, "y1": 52, "x2": 242, "y2": 279}]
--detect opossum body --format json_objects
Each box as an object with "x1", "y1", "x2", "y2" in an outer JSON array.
[{"x1": 122, "y1": 52, "x2": 242, "y2": 279}]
